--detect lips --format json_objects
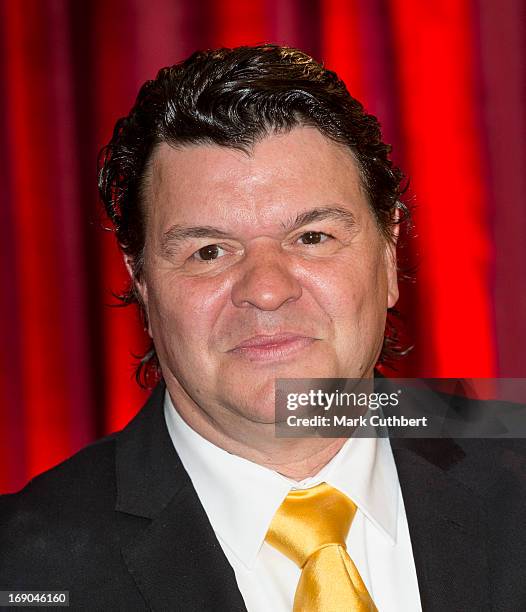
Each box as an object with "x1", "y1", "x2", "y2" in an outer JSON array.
[{"x1": 229, "y1": 333, "x2": 317, "y2": 361}]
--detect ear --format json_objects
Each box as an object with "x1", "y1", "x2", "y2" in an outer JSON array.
[
  {"x1": 123, "y1": 253, "x2": 152, "y2": 337},
  {"x1": 384, "y1": 209, "x2": 400, "y2": 309}
]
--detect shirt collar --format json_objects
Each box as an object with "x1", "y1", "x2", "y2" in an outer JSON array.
[{"x1": 164, "y1": 392, "x2": 398, "y2": 569}]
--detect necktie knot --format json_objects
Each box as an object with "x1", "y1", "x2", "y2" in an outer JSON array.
[
  {"x1": 266, "y1": 482, "x2": 357, "y2": 568},
  {"x1": 265, "y1": 482, "x2": 377, "y2": 611}
]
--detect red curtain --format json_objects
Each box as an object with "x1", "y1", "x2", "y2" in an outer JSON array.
[{"x1": 1, "y1": 0, "x2": 525, "y2": 493}]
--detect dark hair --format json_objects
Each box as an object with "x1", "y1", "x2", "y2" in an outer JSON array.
[{"x1": 98, "y1": 44, "x2": 411, "y2": 388}]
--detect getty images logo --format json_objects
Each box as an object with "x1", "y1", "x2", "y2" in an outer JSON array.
[{"x1": 286, "y1": 389, "x2": 401, "y2": 411}]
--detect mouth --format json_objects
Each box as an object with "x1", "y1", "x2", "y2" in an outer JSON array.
[{"x1": 228, "y1": 333, "x2": 317, "y2": 362}]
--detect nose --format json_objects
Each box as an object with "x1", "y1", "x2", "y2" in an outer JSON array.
[{"x1": 231, "y1": 242, "x2": 302, "y2": 310}]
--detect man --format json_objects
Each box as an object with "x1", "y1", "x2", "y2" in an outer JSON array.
[{"x1": 1, "y1": 45, "x2": 524, "y2": 611}]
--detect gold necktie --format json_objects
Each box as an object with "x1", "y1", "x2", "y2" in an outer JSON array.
[{"x1": 265, "y1": 482, "x2": 377, "y2": 612}]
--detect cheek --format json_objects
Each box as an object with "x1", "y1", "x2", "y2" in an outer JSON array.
[
  {"x1": 303, "y1": 253, "x2": 388, "y2": 329},
  {"x1": 147, "y1": 273, "x2": 229, "y2": 349},
  {"x1": 302, "y1": 261, "x2": 367, "y2": 314}
]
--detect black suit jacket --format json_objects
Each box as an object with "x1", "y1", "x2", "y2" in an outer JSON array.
[{"x1": 1, "y1": 382, "x2": 525, "y2": 611}]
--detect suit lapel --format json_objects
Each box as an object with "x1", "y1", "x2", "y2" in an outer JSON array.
[
  {"x1": 115, "y1": 383, "x2": 247, "y2": 611},
  {"x1": 391, "y1": 438, "x2": 490, "y2": 611}
]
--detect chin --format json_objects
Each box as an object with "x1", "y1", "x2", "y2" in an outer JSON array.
[
  {"x1": 227, "y1": 351, "x2": 339, "y2": 377},
  {"x1": 223, "y1": 393, "x2": 278, "y2": 424}
]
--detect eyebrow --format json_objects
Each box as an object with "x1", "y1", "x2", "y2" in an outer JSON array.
[
  {"x1": 281, "y1": 206, "x2": 357, "y2": 233},
  {"x1": 160, "y1": 226, "x2": 231, "y2": 255},
  {"x1": 160, "y1": 206, "x2": 357, "y2": 254}
]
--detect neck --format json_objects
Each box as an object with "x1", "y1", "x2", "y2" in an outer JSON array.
[{"x1": 164, "y1": 380, "x2": 349, "y2": 481}]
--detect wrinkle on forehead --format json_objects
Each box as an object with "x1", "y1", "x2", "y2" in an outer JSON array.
[{"x1": 143, "y1": 126, "x2": 371, "y2": 236}]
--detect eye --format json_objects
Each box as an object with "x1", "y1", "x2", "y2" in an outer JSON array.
[
  {"x1": 192, "y1": 244, "x2": 225, "y2": 261},
  {"x1": 298, "y1": 231, "x2": 332, "y2": 245}
]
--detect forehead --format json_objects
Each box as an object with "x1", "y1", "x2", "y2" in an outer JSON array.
[{"x1": 146, "y1": 126, "x2": 370, "y2": 231}]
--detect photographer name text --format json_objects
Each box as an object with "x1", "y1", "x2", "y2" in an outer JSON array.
[{"x1": 286, "y1": 414, "x2": 428, "y2": 428}]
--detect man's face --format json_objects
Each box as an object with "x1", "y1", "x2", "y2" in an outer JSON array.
[{"x1": 134, "y1": 127, "x2": 398, "y2": 423}]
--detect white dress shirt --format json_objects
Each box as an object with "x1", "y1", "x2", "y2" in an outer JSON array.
[{"x1": 164, "y1": 393, "x2": 422, "y2": 612}]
